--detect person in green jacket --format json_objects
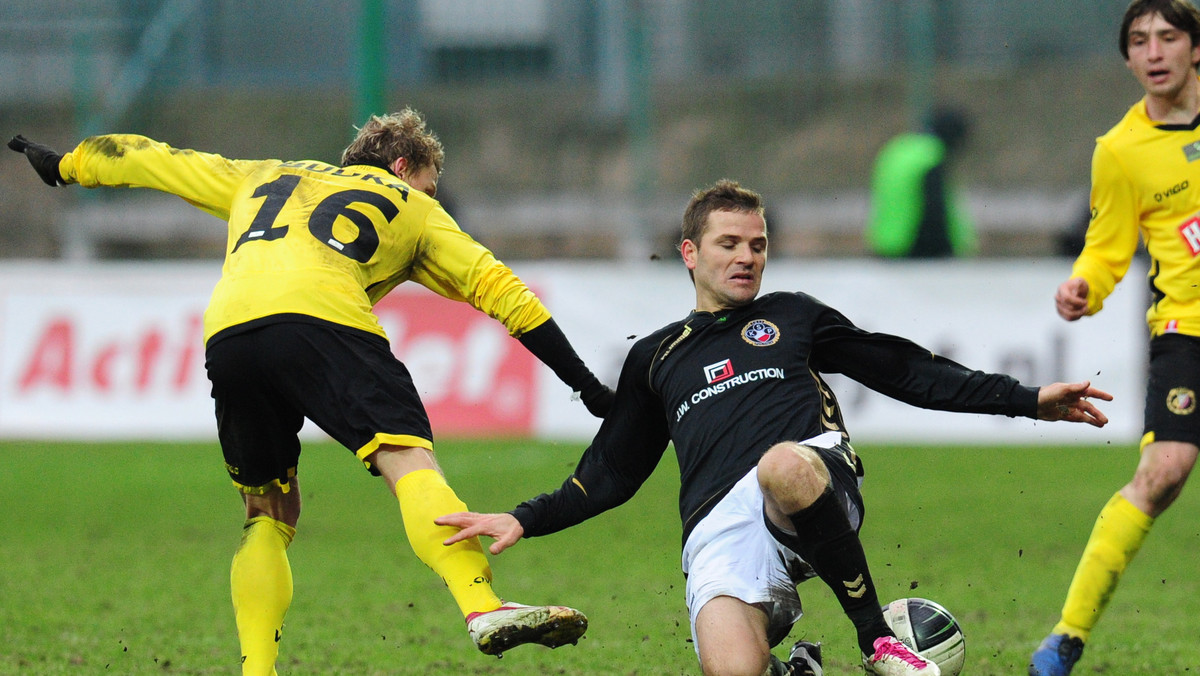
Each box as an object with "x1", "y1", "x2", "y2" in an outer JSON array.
[{"x1": 867, "y1": 108, "x2": 977, "y2": 258}]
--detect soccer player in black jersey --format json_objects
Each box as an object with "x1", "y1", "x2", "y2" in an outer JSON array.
[
  {"x1": 438, "y1": 180, "x2": 1111, "y2": 676},
  {"x1": 8, "y1": 109, "x2": 613, "y2": 674},
  {"x1": 1032, "y1": 1, "x2": 1200, "y2": 674}
]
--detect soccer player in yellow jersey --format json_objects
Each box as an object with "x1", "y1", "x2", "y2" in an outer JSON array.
[
  {"x1": 1031, "y1": 1, "x2": 1200, "y2": 674},
  {"x1": 8, "y1": 108, "x2": 613, "y2": 675}
]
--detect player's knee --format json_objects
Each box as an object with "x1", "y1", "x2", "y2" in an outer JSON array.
[
  {"x1": 761, "y1": 441, "x2": 819, "y2": 474},
  {"x1": 1132, "y1": 465, "x2": 1189, "y2": 511},
  {"x1": 758, "y1": 442, "x2": 830, "y2": 511},
  {"x1": 1132, "y1": 441, "x2": 1196, "y2": 510},
  {"x1": 243, "y1": 482, "x2": 302, "y2": 527}
]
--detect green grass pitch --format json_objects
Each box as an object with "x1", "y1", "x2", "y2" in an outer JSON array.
[{"x1": 0, "y1": 439, "x2": 1194, "y2": 675}]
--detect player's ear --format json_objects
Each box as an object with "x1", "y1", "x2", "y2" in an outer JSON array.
[
  {"x1": 390, "y1": 156, "x2": 408, "y2": 179},
  {"x1": 681, "y1": 239, "x2": 698, "y2": 271}
]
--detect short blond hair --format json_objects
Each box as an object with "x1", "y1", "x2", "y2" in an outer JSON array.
[{"x1": 341, "y1": 107, "x2": 445, "y2": 175}]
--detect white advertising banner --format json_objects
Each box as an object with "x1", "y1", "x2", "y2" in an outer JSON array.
[
  {"x1": 522, "y1": 258, "x2": 1147, "y2": 446},
  {"x1": 0, "y1": 259, "x2": 1147, "y2": 444}
]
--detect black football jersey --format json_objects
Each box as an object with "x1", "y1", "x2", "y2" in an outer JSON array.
[{"x1": 513, "y1": 291, "x2": 1038, "y2": 543}]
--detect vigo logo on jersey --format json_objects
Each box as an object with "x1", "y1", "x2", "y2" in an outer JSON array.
[
  {"x1": 742, "y1": 319, "x2": 780, "y2": 346},
  {"x1": 674, "y1": 359, "x2": 786, "y2": 422},
  {"x1": 1155, "y1": 179, "x2": 1189, "y2": 202}
]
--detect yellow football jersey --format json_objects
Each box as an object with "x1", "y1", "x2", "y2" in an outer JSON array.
[
  {"x1": 59, "y1": 134, "x2": 551, "y2": 343},
  {"x1": 1074, "y1": 96, "x2": 1200, "y2": 337}
]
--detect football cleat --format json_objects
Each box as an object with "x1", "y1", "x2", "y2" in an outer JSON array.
[
  {"x1": 465, "y1": 602, "x2": 587, "y2": 656},
  {"x1": 862, "y1": 636, "x2": 941, "y2": 676},
  {"x1": 1028, "y1": 633, "x2": 1084, "y2": 676},
  {"x1": 786, "y1": 640, "x2": 823, "y2": 676}
]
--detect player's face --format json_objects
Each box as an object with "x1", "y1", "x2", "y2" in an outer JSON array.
[
  {"x1": 682, "y1": 209, "x2": 767, "y2": 312},
  {"x1": 1125, "y1": 12, "x2": 1200, "y2": 102},
  {"x1": 401, "y1": 163, "x2": 439, "y2": 198}
]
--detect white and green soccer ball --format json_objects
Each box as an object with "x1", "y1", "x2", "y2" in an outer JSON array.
[{"x1": 881, "y1": 597, "x2": 966, "y2": 676}]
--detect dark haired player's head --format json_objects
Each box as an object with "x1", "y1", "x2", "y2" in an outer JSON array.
[
  {"x1": 927, "y1": 108, "x2": 970, "y2": 154},
  {"x1": 1120, "y1": 0, "x2": 1200, "y2": 63},
  {"x1": 680, "y1": 179, "x2": 766, "y2": 247}
]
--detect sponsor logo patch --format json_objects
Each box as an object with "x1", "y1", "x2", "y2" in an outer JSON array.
[
  {"x1": 1156, "y1": 179, "x2": 1189, "y2": 201},
  {"x1": 675, "y1": 362, "x2": 786, "y2": 422},
  {"x1": 742, "y1": 319, "x2": 780, "y2": 346},
  {"x1": 1184, "y1": 140, "x2": 1200, "y2": 162},
  {"x1": 703, "y1": 359, "x2": 735, "y2": 384},
  {"x1": 1167, "y1": 387, "x2": 1196, "y2": 415},
  {"x1": 1179, "y1": 217, "x2": 1200, "y2": 256}
]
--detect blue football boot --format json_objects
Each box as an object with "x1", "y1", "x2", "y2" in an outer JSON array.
[{"x1": 1029, "y1": 633, "x2": 1084, "y2": 676}]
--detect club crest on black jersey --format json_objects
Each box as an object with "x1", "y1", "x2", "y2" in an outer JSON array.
[{"x1": 741, "y1": 319, "x2": 780, "y2": 346}]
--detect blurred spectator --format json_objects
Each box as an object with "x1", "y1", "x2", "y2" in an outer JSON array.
[
  {"x1": 1057, "y1": 190, "x2": 1147, "y2": 262},
  {"x1": 867, "y1": 108, "x2": 978, "y2": 258},
  {"x1": 1056, "y1": 192, "x2": 1093, "y2": 258}
]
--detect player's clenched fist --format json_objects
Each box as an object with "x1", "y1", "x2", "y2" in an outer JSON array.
[{"x1": 1055, "y1": 276, "x2": 1090, "y2": 321}]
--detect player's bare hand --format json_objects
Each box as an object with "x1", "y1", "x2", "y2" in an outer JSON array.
[
  {"x1": 1036, "y1": 381, "x2": 1112, "y2": 427},
  {"x1": 1055, "y1": 277, "x2": 1090, "y2": 321},
  {"x1": 436, "y1": 511, "x2": 525, "y2": 555}
]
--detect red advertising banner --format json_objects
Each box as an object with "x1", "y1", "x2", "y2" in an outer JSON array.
[
  {"x1": 373, "y1": 287, "x2": 536, "y2": 438},
  {"x1": 0, "y1": 279, "x2": 536, "y2": 439},
  {"x1": 16, "y1": 311, "x2": 205, "y2": 395}
]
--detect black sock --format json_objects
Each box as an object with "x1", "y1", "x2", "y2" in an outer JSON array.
[{"x1": 779, "y1": 488, "x2": 891, "y2": 656}]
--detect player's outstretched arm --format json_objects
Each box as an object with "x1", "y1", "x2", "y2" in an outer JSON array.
[
  {"x1": 437, "y1": 511, "x2": 525, "y2": 555},
  {"x1": 1036, "y1": 380, "x2": 1112, "y2": 427}
]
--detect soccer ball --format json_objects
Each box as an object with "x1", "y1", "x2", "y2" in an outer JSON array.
[{"x1": 881, "y1": 597, "x2": 966, "y2": 676}]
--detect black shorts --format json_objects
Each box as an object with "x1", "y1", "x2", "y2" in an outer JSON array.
[
  {"x1": 819, "y1": 441, "x2": 867, "y2": 529},
  {"x1": 1144, "y1": 333, "x2": 1200, "y2": 447},
  {"x1": 205, "y1": 318, "x2": 433, "y2": 493}
]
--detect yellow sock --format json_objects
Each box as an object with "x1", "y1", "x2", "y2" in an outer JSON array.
[
  {"x1": 395, "y1": 468, "x2": 502, "y2": 617},
  {"x1": 1054, "y1": 492, "x2": 1153, "y2": 641},
  {"x1": 231, "y1": 516, "x2": 296, "y2": 676}
]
